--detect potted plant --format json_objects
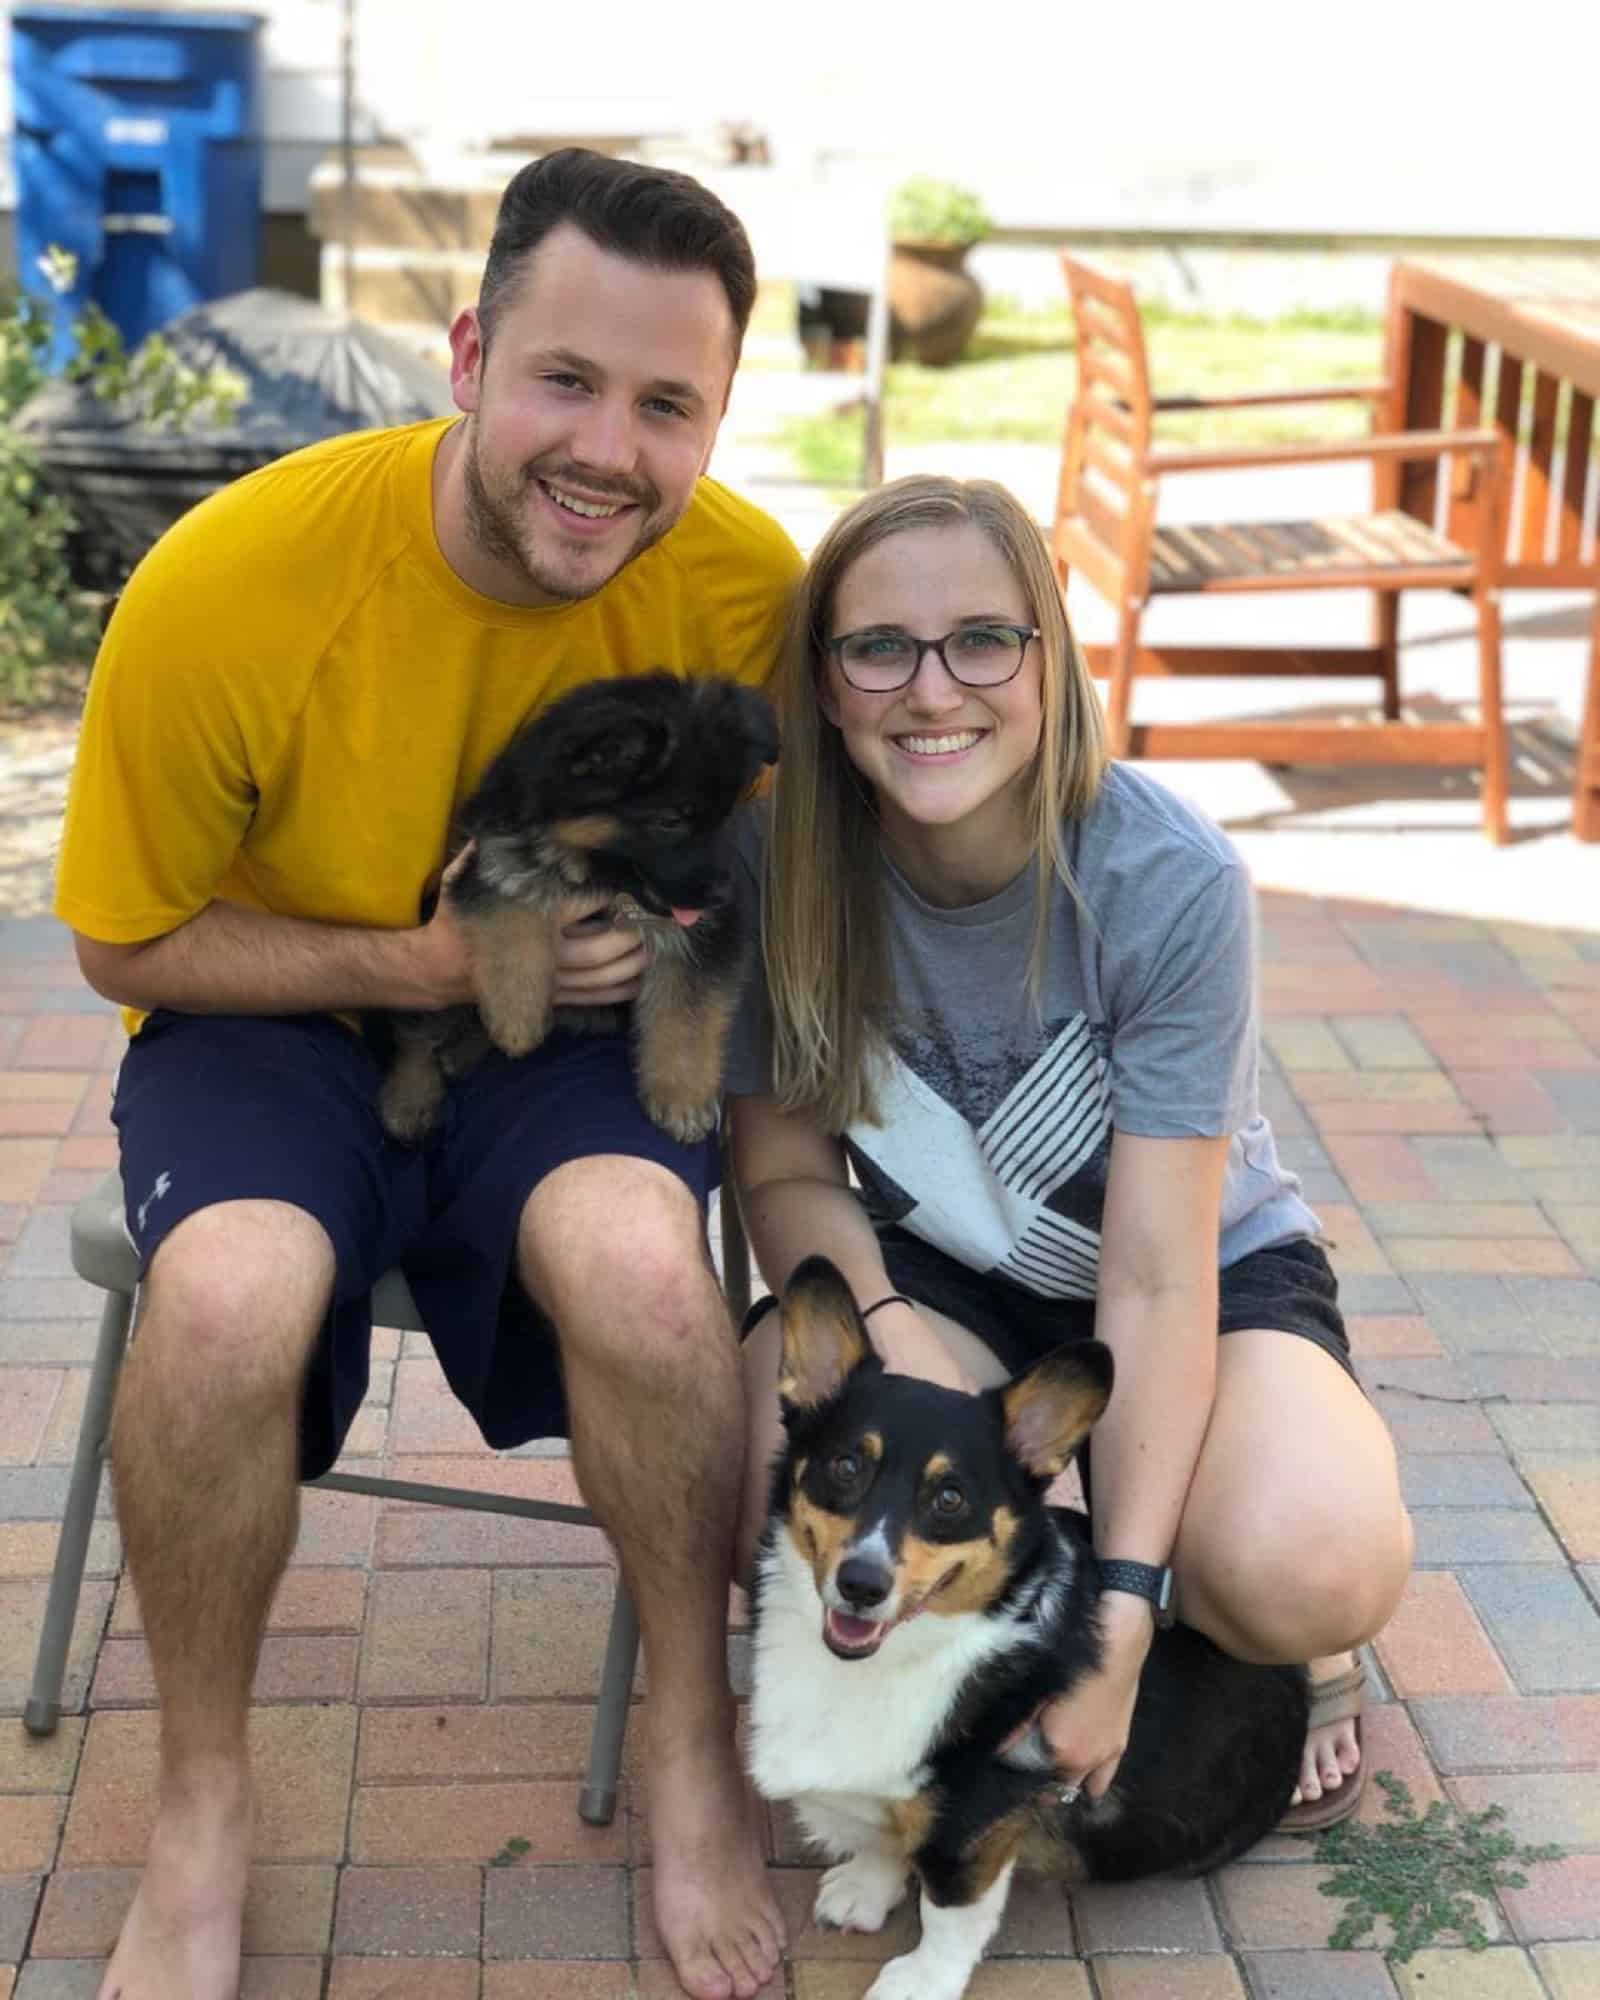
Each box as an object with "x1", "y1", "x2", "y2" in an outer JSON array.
[{"x1": 886, "y1": 176, "x2": 992, "y2": 366}]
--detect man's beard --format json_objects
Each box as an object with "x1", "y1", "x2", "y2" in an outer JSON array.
[{"x1": 462, "y1": 429, "x2": 670, "y2": 603}]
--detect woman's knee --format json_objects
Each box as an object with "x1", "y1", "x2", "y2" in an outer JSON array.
[{"x1": 1179, "y1": 1493, "x2": 1413, "y2": 1663}]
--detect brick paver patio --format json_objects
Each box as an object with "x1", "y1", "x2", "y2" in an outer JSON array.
[
  {"x1": 3, "y1": 882, "x2": 1599, "y2": 1998},
  {"x1": 3, "y1": 429, "x2": 1598, "y2": 1998}
]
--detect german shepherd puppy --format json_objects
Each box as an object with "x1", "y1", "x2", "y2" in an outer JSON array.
[
  {"x1": 370, "y1": 671, "x2": 778, "y2": 1143},
  {"x1": 747, "y1": 1257, "x2": 1308, "y2": 2000}
]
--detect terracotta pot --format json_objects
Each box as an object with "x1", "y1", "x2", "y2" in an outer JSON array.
[{"x1": 887, "y1": 240, "x2": 984, "y2": 366}]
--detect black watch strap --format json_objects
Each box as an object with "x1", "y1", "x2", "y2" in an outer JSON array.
[{"x1": 1095, "y1": 1557, "x2": 1175, "y2": 1627}]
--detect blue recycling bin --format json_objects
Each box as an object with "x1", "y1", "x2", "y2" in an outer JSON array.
[{"x1": 11, "y1": 5, "x2": 264, "y2": 368}]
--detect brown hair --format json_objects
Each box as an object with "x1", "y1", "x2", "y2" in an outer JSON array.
[
  {"x1": 477, "y1": 147, "x2": 757, "y2": 358},
  {"x1": 764, "y1": 475, "x2": 1106, "y2": 1131}
]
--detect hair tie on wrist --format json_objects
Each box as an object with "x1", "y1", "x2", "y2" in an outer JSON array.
[{"x1": 862, "y1": 1293, "x2": 915, "y2": 1320}]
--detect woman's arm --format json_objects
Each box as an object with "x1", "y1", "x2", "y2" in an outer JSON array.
[
  {"x1": 729, "y1": 1091, "x2": 970, "y2": 1390},
  {"x1": 1028, "y1": 1128, "x2": 1229, "y2": 1796}
]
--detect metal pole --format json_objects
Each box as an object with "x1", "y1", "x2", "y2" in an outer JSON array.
[{"x1": 339, "y1": 0, "x2": 356, "y2": 313}]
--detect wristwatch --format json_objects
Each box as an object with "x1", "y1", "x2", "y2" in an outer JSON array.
[{"x1": 1095, "y1": 1557, "x2": 1176, "y2": 1628}]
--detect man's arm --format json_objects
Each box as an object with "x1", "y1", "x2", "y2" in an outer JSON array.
[{"x1": 75, "y1": 890, "x2": 649, "y2": 1017}]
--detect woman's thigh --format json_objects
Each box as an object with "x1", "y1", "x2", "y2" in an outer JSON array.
[{"x1": 1174, "y1": 1328, "x2": 1413, "y2": 1664}]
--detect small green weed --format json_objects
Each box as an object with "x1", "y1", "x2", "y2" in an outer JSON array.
[
  {"x1": 1315, "y1": 1772, "x2": 1564, "y2": 1963},
  {"x1": 489, "y1": 1834, "x2": 532, "y2": 1867}
]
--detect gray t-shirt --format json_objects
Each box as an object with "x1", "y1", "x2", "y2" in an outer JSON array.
[{"x1": 726, "y1": 762, "x2": 1318, "y2": 1297}]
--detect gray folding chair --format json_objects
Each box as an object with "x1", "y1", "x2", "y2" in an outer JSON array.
[{"x1": 24, "y1": 1165, "x2": 752, "y2": 1829}]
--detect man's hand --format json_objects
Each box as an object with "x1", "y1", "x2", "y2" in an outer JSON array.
[
  {"x1": 1006, "y1": 1593, "x2": 1153, "y2": 1799},
  {"x1": 553, "y1": 899, "x2": 648, "y2": 1009},
  {"x1": 404, "y1": 849, "x2": 479, "y2": 1008}
]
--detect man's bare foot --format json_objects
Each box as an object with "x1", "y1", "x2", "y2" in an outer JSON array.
[
  {"x1": 97, "y1": 1769, "x2": 253, "y2": 2000},
  {"x1": 647, "y1": 1720, "x2": 785, "y2": 1999},
  {"x1": 1289, "y1": 1651, "x2": 1363, "y2": 1809}
]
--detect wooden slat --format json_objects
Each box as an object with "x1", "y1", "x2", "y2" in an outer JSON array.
[
  {"x1": 1519, "y1": 370, "x2": 1561, "y2": 564},
  {"x1": 1083, "y1": 425, "x2": 1136, "y2": 494},
  {"x1": 1077, "y1": 338, "x2": 1137, "y2": 400},
  {"x1": 1074, "y1": 471, "x2": 1131, "y2": 557},
  {"x1": 1447, "y1": 336, "x2": 1487, "y2": 546},
  {"x1": 1079, "y1": 644, "x2": 1385, "y2": 679},
  {"x1": 1398, "y1": 315, "x2": 1450, "y2": 524},
  {"x1": 1559, "y1": 391, "x2": 1594, "y2": 564},
  {"x1": 1126, "y1": 722, "x2": 1485, "y2": 765},
  {"x1": 1058, "y1": 520, "x2": 1126, "y2": 605},
  {"x1": 1079, "y1": 382, "x2": 1135, "y2": 445}
]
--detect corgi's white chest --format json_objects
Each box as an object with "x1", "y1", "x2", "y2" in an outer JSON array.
[{"x1": 747, "y1": 1536, "x2": 1020, "y2": 1803}]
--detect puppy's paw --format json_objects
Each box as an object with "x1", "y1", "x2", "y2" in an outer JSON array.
[
  {"x1": 379, "y1": 1074, "x2": 442, "y2": 1145},
  {"x1": 639, "y1": 1088, "x2": 721, "y2": 1145},
  {"x1": 813, "y1": 1855, "x2": 907, "y2": 1934},
  {"x1": 477, "y1": 993, "x2": 554, "y2": 1060}
]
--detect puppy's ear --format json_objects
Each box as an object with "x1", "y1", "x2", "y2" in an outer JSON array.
[
  {"x1": 735, "y1": 684, "x2": 780, "y2": 768},
  {"x1": 777, "y1": 1256, "x2": 873, "y2": 1411},
  {"x1": 999, "y1": 1342, "x2": 1113, "y2": 1481}
]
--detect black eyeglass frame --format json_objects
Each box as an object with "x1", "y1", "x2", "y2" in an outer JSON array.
[{"x1": 826, "y1": 621, "x2": 1042, "y2": 692}]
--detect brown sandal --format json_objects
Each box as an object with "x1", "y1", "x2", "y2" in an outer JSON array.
[{"x1": 1277, "y1": 1659, "x2": 1368, "y2": 1834}]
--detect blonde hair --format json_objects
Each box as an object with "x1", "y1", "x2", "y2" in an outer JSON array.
[{"x1": 764, "y1": 474, "x2": 1107, "y2": 1132}]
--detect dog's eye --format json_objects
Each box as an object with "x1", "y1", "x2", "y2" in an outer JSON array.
[
  {"x1": 930, "y1": 1481, "x2": 967, "y2": 1519},
  {"x1": 828, "y1": 1452, "x2": 863, "y2": 1486},
  {"x1": 652, "y1": 809, "x2": 691, "y2": 834}
]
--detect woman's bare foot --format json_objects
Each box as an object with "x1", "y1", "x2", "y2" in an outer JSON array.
[
  {"x1": 97, "y1": 1767, "x2": 253, "y2": 2000},
  {"x1": 647, "y1": 1718, "x2": 785, "y2": 1999},
  {"x1": 1289, "y1": 1651, "x2": 1363, "y2": 1809}
]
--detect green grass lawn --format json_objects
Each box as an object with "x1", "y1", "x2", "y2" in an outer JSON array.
[{"x1": 780, "y1": 297, "x2": 1388, "y2": 486}]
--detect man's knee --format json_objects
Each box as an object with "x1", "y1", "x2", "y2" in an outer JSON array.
[
  {"x1": 132, "y1": 1199, "x2": 334, "y2": 1409},
  {"x1": 520, "y1": 1157, "x2": 720, "y2": 1357}
]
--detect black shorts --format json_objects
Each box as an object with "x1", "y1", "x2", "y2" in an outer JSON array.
[
  {"x1": 113, "y1": 1009, "x2": 718, "y2": 1480},
  {"x1": 743, "y1": 1229, "x2": 1354, "y2": 1383}
]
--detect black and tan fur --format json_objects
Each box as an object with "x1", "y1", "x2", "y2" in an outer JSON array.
[
  {"x1": 368, "y1": 671, "x2": 778, "y2": 1143},
  {"x1": 747, "y1": 1257, "x2": 1308, "y2": 2000}
]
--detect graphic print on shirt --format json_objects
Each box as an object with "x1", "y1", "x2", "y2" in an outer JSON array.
[{"x1": 846, "y1": 1013, "x2": 1113, "y2": 1298}]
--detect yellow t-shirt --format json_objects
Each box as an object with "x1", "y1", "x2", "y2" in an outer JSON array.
[{"x1": 55, "y1": 417, "x2": 802, "y2": 1030}]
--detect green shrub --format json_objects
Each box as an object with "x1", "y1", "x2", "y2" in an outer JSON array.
[
  {"x1": 0, "y1": 248, "x2": 246, "y2": 703},
  {"x1": 888, "y1": 176, "x2": 991, "y2": 248}
]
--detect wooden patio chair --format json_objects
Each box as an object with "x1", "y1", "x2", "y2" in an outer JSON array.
[{"x1": 1052, "y1": 255, "x2": 1514, "y2": 841}]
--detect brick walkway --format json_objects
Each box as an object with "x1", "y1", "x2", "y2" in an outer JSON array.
[{"x1": 3, "y1": 888, "x2": 1599, "y2": 1999}]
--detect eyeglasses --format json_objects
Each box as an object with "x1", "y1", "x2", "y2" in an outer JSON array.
[{"x1": 828, "y1": 621, "x2": 1040, "y2": 692}]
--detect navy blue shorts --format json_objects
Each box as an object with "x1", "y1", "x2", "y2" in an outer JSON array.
[{"x1": 112, "y1": 1010, "x2": 718, "y2": 1480}]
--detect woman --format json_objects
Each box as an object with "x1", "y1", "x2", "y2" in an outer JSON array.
[{"x1": 725, "y1": 474, "x2": 1412, "y2": 1829}]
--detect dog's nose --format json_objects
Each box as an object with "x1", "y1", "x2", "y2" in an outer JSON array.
[{"x1": 836, "y1": 1556, "x2": 894, "y2": 1610}]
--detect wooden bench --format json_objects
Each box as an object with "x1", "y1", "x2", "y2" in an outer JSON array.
[{"x1": 1052, "y1": 255, "x2": 1513, "y2": 842}]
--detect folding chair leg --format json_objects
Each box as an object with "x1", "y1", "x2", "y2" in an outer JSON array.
[
  {"x1": 578, "y1": 1582, "x2": 640, "y2": 1826},
  {"x1": 1475, "y1": 590, "x2": 1509, "y2": 845},
  {"x1": 1373, "y1": 592, "x2": 1401, "y2": 720},
  {"x1": 25, "y1": 1288, "x2": 134, "y2": 1735}
]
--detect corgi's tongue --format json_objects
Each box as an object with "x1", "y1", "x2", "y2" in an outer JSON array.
[
  {"x1": 671, "y1": 907, "x2": 702, "y2": 928},
  {"x1": 823, "y1": 1607, "x2": 887, "y2": 1660}
]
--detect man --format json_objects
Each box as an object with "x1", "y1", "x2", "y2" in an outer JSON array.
[{"x1": 55, "y1": 147, "x2": 800, "y2": 2000}]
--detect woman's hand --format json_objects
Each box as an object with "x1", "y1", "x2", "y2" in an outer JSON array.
[{"x1": 1007, "y1": 1594, "x2": 1154, "y2": 1800}]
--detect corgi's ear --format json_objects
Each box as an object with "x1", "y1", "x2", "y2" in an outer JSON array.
[
  {"x1": 777, "y1": 1256, "x2": 873, "y2": 1411},
  {"x1": 1000, "y1": 1342, "x2": 1114, "y2": 1481}
]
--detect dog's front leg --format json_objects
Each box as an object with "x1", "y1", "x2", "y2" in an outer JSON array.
[
  {"x1": 460, "y1": 899, "x2": 559, "y2": 1058},
  {"x1": 631, "y1": 944, "x2": 740, "y2": 1144},
  {"x1": 866, "y1": 1857, "x2": 1016, "y2": 2000}
]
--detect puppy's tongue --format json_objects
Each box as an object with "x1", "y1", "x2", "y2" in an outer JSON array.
[
  {"x1": 823, "y1": 1608, "x2": 887, "y2": 1659},
  {"x1": 671, "y1": 907, "x2": 703, "y2": 928}
]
